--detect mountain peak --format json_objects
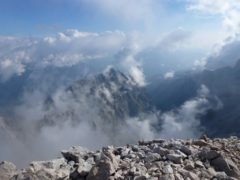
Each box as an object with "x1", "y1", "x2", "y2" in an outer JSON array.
[{"x1": 102, "y1": 67, "x2": 130, "y2": 84}]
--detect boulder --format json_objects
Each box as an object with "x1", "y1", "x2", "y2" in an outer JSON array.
[
  {"x1": 33, "y1": 158, "x2": 70, "y2": 179},
  {"x1": 86, "y1": 160, "x2": 116, "y2": 180},
  {"x1": 167, "y1": 154, "x2": 183, "y2": 164},
  {"x1": 134, "y1": 163, "x2": 147, "y2": 176},
  {"x1": 145, "y1": 153, "x2": 161, "y2": 162},
  {"x1": 192, "y1": 140, "x2": 209, "y2": 147},
  {"x1": 186, "y1": 171, "x2": 199, "y2": 180},
  {"x1": 0, "y1": 161, "x2": 16, "y2": 180},
  {"x1": 194, "y1": 160, "x2": 204, "y2": 168},
  {"x1": 184, "y1": 160, "x2": 195, "y2": 170},
  {"x1": 199, "y1": 148, "x2": 220, "y2": 160},
  {"x1": 215, "y1": 171, "x2": 229, "y2": 179},
  {"x1": 86, "y1": 148, "x2": 118, "y2": 180},
  {"x1": 174, "y1": 173, "x2": 184, "y2": 180},
  {"x1": 236, "y1": 143, "x2": 240, "y2": 150},
  {"x1": 180, "y1": 145, "x2": 194, "y2": 156},
  {"x1": 70, "y1": 157, "x2": 94, "y2": 179},
  {"x1": 153, "y1": 147, "x2": 169, "y2": 156},
  {"x1": 13, "y1": 158, "x2": 70, "y2": 180},
  {"x1": 159, "y1": 174, "x2": 175, "y2": 180},
  {"x1": 162, "y1": 164, "x2": 173, "y2": 174},
  {"x1": 134, "y1": 175, "x2": 147, "y2": 180},
  {"x1": 61, "y1": 146, "x2": 89, "y2": 163},
  {"x1": 211, "y1": 155, "x2": 240, "y2": 178}
]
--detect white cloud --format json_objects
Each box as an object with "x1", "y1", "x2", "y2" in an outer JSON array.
[
  {"x1": 0, "y1": 51, "x2": 29, "y2": 80},
  {"x1": 193, "y1": 58, "x2": 207, "y2": 69},
  {"x1": 188, "y1": 0, "x2": 240, "y2": 36},
  {"x1": 121, "y1": 54, "x2": 146, "y2": 87},
  {"x1": 0, "y1": 27, "x2": 214, "y2": 81},
  {"x1": 206, "y1": 37, "x2": 240, "y2": 68},
  {"x1": 159, "y1": 84, "x2": 210, "y2": 139},
  {"x1": 0, "y1": 30, "x2": 127, "y2": 80},
  {"x1": 164, "y1": 71, "x2": 175, "y2": 79},
  {"x1": 158, "y1": 28, "x2": 192, "y2": 51},
  {"x1": 186, "y1": 0, "x2": 240, "y2": 69},
  {"x1": 82, "y1": 0, "x2": 157, "y2": 26}
]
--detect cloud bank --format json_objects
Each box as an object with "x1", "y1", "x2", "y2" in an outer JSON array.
[
  {"x1": 188, "y1": 0, "x2": 240, "y2": 35},
  {"x1": 188, "y1": 0, "x2": 240, "y2": 69},
  {"x1": 82, "y1": 0, "x2": 158, "y2": 29},
  {"x1": 0, "y1": 27, "x2": 200, "y2": 84},
  {"x1": 0, "y1": 79, "x2": 215, "y2": 168},
  {"x1": 159, "y1": 84, "x2": 211, "y2": 139},
  {"x1": 0, "y1": 30, "x2": 127, "y2": 81}
]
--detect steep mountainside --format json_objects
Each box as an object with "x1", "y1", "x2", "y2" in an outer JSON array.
[
  {"x1": 147, "y1": 60, "x2": 240, "y2": 137},
  {"x1": 40, "y1": 68, "x2": 154, "y2": 126}
]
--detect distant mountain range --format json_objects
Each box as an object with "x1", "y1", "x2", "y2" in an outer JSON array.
[
  {"x1": 147, "y1": 60, "x2": 240, "y2": 137},
  {"x1": 1, "y1": 60, "x2": 240, "y2": 140}
]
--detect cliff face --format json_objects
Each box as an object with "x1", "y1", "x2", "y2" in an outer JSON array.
[
  {"x1": 1, "y1": 136, "x2": 240, "y2": 180},
  {"x1": 39, "y1": 68, "x2": 154, "y2": 128}
]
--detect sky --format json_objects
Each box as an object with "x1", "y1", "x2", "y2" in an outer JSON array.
[
  {"x1": 1, "y1": 0, "x2": 240, "y2": 81},
  {"x1": 0, "y1": 0, "x2": 222, "y2": 36}
]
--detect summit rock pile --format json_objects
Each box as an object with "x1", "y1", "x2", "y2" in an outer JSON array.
[{"x1": 1, "y1": 136, "x2": 240, "y2": 180}]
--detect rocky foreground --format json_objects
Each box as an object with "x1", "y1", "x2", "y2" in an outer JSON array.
[{"x1": 1, "y1": 136, "x2": 240, "y2": 180}]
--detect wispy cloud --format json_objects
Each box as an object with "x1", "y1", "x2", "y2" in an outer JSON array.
[
  {"x1": 0, "y1": 30, "x2": 127, "y2": 80},
  {"x1": 157, "y1": 28, "x2": 192, "y2": 51},
  {"x1": 164, "y1": 71, "x2": 175, "y2": 79},
  {"x1": 0, "y1": 28, "x2": 200, "y2": 81},
  {"x1": 159, "y1": 84, "x2": 211, "y2": 139},
  {"x1": 186, "y1": 0, "x2": 240, "y2": 69},
  {"x1": 81, "y1": 0, "x2": 158, "y2": 28},
  {"x1": 188, "y1": 0, "x2": 240, "y2": 36}
]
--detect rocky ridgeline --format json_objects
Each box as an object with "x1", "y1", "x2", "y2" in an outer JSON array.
[{"x1": 1, "y1": 136, "x2": 240, "y2": 180}]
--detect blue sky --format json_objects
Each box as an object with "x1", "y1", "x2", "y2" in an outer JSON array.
[
  {"x1": 0, "y1": 0, "x2": 151, "y2": 36},
  {"x1": 0, "y1": 0, "x2": 108, "y2": 36},
  {"x1": 0, "y1": 0, "x2": 222, "y2": 36}
]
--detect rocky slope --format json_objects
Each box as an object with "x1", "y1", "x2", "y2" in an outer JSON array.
[
  {"x1": 1, "y1": 136, "x2": 240, "y2": 180},
  {"x1": 40, "y1": 67, "x2": 154, "y2": 127}
]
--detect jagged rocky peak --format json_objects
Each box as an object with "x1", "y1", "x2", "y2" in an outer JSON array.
[
  {"x1": 66, "y1": 67, "x2": 137, "y2": 99},
  {"x1": 103, "y1": 66, "x2": 128, "y2": 82},
  {"x1": 76, "y1": 67, "x2": 137, "y2": 90},
  {"x1": 40, "y1": 68, "x2": 153, "y2": 129},
  {"x1": 2, "y1": 136, "x2": 240, "y2": 180},
  {"x1": 68, "y1": 67, "x2": 153, "y2": 114}
]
